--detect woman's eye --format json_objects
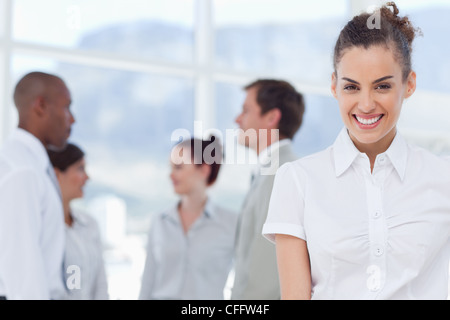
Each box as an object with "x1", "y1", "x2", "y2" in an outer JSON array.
[
  {"x1": 343, "y1": 85, "x2": 358, "y2": 91},
  {"x1": 376, "y1": 84, "x2": 391, "y2": 90}
]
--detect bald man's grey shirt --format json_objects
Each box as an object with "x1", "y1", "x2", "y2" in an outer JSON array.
[{"x1": 231, "y1": 141, "x2": 298, "y2": 300}]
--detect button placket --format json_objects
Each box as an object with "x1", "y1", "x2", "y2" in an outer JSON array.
[{"x1": 365, "y1": 176, "x2": 387, "y2": 294}]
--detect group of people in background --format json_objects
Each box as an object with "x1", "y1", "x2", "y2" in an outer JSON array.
[{"x1": 0, "y1": 2, "x2": 449, "y2": 300}]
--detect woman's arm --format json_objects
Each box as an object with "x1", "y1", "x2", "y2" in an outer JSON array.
[{"x1": 275, "y1": 234, "x2": 311, "y2": 300}]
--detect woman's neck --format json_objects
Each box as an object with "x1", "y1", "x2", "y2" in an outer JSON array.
[
  {"x1": 178, "y1": 191, "x2": 208, "y2": 234},
  {"x1": 63, "y1": 199, "x2": 74, "y2": 227},
  {"x1": 350, "y1": 128, "x2": 396, "y2": 173}
]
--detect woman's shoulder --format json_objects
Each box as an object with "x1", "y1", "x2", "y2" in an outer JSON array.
[
  {"x1": 208, "y1": 201, "x2": 236, "y2": 215},
  {"x1": 151, "y1": 203, "x2": 179, "y2": 221},
  {"x1": 69, "y1": 208, "x2": 104, "y2": 242},
  {"x1": 71, "y1": 208, "x2": 99, "y2": 228},
  {"x1": 408, "y1": 143, "x2": 450, "y2": 172}
]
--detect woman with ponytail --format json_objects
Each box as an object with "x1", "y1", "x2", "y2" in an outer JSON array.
[
  {"x1": 263, "y1": 2, "x2": 450, "y2": 299},
  {"x1": 139, "y1": 136, "x2": 238, "y2": 300}
]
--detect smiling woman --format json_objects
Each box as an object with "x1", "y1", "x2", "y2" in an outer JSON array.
[
  {"x1": 330, "y1": 1, "x2": 419, "y2": 168},
  {"x1": 331, "y1": 45, "x2": 416, "y2": 167},
  {"x1": 262, "y1": 2, "x2": 450, "y2": 300}
]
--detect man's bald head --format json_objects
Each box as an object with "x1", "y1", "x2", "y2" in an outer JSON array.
[
  {"x1": 13, "y1": 71, "x2": 66, "y2": 113},
  {"x1": 13, "y1": 71, "x2": 75, "y2": 149}
]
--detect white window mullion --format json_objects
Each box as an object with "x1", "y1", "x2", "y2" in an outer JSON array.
[
  {"x1": 194, "y1": 0, "x2": 214, "y2": 137},
  {"x1": 0, "y1": 0, "x2": 14, "y2": 143}
]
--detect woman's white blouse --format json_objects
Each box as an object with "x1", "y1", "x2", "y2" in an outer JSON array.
[
  {"x1": 139, "y1": 200, "x2": 238, "y2": 300},
  {"x1": 263, "y1": 128, "x2": 450, "y2": 300}
]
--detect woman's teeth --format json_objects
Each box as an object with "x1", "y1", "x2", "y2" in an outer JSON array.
[{"x1": 355, "y1": 115, "x2": 383, "y2": 125}]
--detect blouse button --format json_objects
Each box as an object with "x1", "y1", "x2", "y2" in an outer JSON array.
[{"x1": 374, "y1": 246, "x2": 384, "y2": 257}]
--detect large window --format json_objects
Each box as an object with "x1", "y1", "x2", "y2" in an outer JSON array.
[
  {"x1": 1, "y1": 0, "x2": 449, "y2": 299},
  {"x1": 13, "y1": 0, "x2": 195, "y2": 63},
  {"x1": 214, "y1": 0, "x2": 349, "y2": 84}
]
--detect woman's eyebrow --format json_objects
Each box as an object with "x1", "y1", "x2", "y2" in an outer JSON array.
[
  {"x1": 341, "y1": 75, "x2": 394, "y2": 85},
  {"x1": 372, "y1": 75, "x2": 394, "y2": 84},
  {"x1": 342, "y1": 77, "x2": 359, "y2": 84}
]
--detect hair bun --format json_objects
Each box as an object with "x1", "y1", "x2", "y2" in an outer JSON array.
[
  {"x1": 380, "y1": 1, "x2": 421, "y2": 47},
  {"x1": 334, "y1": 1, "x2": 421, "y2": 81},
  {"x1": 386, "y1": 1, "x2": 399, "y2": 16}
]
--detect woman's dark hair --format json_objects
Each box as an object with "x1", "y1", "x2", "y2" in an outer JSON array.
[
  {"x1": 333, "y1": 1, "x2": 421, "y2": 81},
  {"x1": 175, "y1": 135, "x2": 223, "y2": 186},
  {"x1": 47, "y1": 143, "x2": 85, "y2": 172},
  {"x1": 244, "y1": 79, "x2": 305, "y2": 140}
]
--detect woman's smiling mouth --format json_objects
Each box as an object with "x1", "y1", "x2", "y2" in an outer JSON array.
[{"x1": 353, "y1": 114, "x2": 384, "y2": 128}]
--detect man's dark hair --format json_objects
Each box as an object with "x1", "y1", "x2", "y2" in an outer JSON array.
[{"x1": 245, "y1": 79, "x2": 305, "y2": 140}]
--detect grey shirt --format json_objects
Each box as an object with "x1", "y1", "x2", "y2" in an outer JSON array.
[
  {"x1": 63, "y1": 209, "x2": 109, "y2": 300},
  {"x1": 231, "y1": 141, "x2": 298, "y2": 299},
  {"x1": 139, "y1": 199, "x2": 238, "y2": 300}
]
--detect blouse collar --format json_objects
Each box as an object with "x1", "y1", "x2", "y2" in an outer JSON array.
[
  {"x1": 163, "y1": 197, "x2": 216, "y2": 223},
  {"x1": 333, "y1": 127, "x2": 408, "y2": 181}
]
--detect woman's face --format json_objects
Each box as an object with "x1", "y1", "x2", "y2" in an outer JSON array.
[
  {"x1": 331, "y1": 45, "x2": 416, "y2": 154},
  {"x1": 56, "y1": 158, "x2": 89, "y2": 201},
  {"x1": 170, "y1": 146, "x2": 209, "y2": 195}
]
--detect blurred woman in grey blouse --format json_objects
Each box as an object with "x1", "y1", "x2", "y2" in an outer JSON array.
[
  {"x1": 48, "y1": 143, "x2": 109, "y2": 300},
  {"x1": 139, "y1": 136, "x2": 238, "y2": 300}
]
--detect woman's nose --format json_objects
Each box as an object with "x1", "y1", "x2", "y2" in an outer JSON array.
[{"x1": 358, "y1": 90, "x2": 376, "y2": 113}]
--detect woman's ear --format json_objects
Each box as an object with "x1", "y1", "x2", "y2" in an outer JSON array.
[
  {"x1": 53, "y1": 168, "x2": 63, "y2": 182},
  {"x1": 331, "y1": 72, "x2": 338, "y2": 99},
  {"x1": 404, "y1": 71, "x2": 416, "y2": 99},
  {"x1": 200, "y1": 164, "x2": 211, "y2": 182}
]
